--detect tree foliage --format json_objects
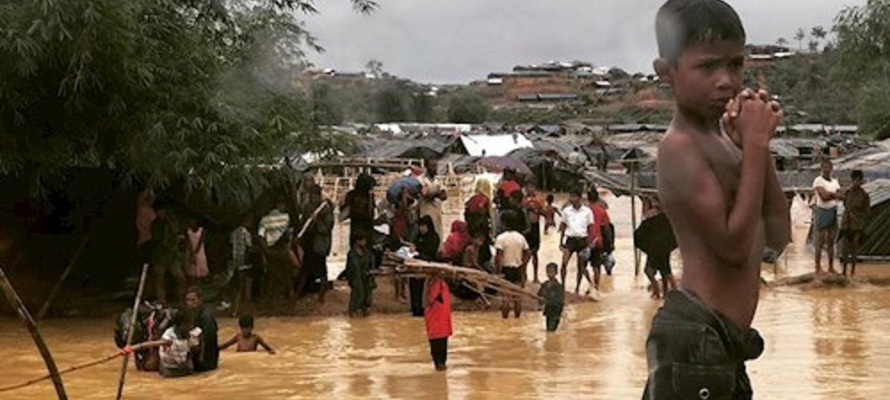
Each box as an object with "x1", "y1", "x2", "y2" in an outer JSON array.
[
  {"x1": 412, "y1": 93, "x2": 435, "y2": 123},
  {"x1": 834, "y1": 0, "x2": 890, "y2": 139},
  {"x1": 374, "y1": 87, "x2": 408, "y2": 122},
  {"x1": 365, "y1": 59, "x2": 384, "y2": 79},
  {"x1": 447, "y1": 93, "x2": 490, "y2": 123},
  {"x1": 0, "y1": 0, "x2": 377, "y2": 205},
  {"x1": 310, "y1": 83, "x2": 344, "y2": 126}
]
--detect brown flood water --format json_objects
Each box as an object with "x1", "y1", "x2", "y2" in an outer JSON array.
[{"x1": 2, "y1": 194, "x2": 889, "y2": 399}]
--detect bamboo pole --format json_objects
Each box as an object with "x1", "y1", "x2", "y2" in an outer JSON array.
[
  {"x1": 115, "y1": 263, "x2": 150, "y2": 400},
  {"x1": 631, "y1": 164, "x2": 641, "y2": 277},
  {"x1": 0, "y1": 266, "x2": 67, "y2": 400},
  {"x1": 459, "y1": 281, "x2": 492, "y2": 306},
  {"x1": 37, "y1": 235, "x2": 90, "y2": 321},
  {"x1": 0, "y1": 340, "x2": 166, "y2": 394},
  {"x1": 399, "y1": 259, "x2": 542, "y2": 301},
  {"x1": 384, "y1": 270, "x2": 530, "y2": 302}
]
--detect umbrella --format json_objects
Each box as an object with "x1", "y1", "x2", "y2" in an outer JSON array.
[
  {"x1": 386, "y1": 176, "x2": 421, "y2": 203},
  {"x1": 477, "y1": 156, "x2": 533, "y2": 176}
]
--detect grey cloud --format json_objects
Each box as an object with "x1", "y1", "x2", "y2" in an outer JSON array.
[{"x1": 304, "y1": 0, "x2": 865, "y2": 84}]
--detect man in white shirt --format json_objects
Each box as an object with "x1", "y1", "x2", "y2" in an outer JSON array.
[
  {"x1": 495, "y1": 210, "x2": 530, "y2": 319},
  {"x1": 559, "y1": 190, "x2": 595, "y2": 290},
  {"x1": 812, "y1": 159, "x2": 842, "y2": 274}
]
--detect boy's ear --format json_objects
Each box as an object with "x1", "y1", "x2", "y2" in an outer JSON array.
[{"x1": 653, "y1": 58, "x2": 673, "y2": 85}]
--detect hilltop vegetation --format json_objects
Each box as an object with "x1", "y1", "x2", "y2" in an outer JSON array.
[{"x1": 306, "y1": 1, "x2": 890, "y2": 139}]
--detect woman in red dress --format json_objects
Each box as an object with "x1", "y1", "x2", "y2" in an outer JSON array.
[{"x1": 424, "y1": 271, "x2": 453, "y2": 371}]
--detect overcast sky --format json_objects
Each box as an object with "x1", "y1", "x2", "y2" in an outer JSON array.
[{"x1": 303, "y1": 0, "x2": 865, "y2": 84}]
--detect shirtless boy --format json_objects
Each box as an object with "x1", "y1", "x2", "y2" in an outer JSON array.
[
  {"x1": 220, "y1": 315, "x2": 275, "y2": 354},
  {"x1": 643, "y1": 1, "x2": 791, "y2": 399}
]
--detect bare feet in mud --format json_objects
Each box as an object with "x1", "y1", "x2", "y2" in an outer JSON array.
[{"x1": 647, "y1": 283, "x2": 662, "y2": 299}]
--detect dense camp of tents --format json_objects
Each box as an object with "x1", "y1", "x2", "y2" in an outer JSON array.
[{"x1": 325, "y1": 123, "x2": 890, "y2": 259}]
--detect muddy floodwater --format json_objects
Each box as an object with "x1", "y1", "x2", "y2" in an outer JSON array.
[{"x1": 2, "y1": 194, "x2": 889, "y2": 399}]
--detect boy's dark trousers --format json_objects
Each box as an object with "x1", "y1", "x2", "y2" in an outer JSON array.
[
  {"x1": 429, "y1": 338, "x2": 448, "y2": 366},
  {"x1": 545, "y1": 316, "x2": 560, "y2": 332},
  {"x1": 642, "y1": 289, "x2": 764, "y2": 400}
]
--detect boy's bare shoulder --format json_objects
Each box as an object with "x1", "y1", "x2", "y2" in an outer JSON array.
[
  {"x1": 658, "y1": 127, "x2": 719, "y2": 200},
  {"x1": 658, "y1": 128, "x2": 708, "y2": 173},
  {"x1": 659, "y1": 127, "x2": 701, "y2": 156}
]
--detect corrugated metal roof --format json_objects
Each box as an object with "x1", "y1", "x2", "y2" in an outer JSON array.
[
  {"x1": 459, "y1": 134, "x2": 533, "y2": 157},
  {"x1": 583, "y1": 170, "x2": 632, "y2": 194},
  {"x1": 829, "y1": 140, "x2": 890, "y2": 171},
  {"x1": 373, "y1": 124, "x2": 403, "y2": 134},
  {"x1": 770, "y1": 141, "x2": 799, "y2": 158},
  {"x1": 532, "y1": 137, "x2": 579, "y2": 157},
  {"x1": 831, "y1": 125, "x2": 859, "y2": 133},
  {"x1": 606, "y1": 132, "x2": 665, "y2": 145},
  {"x1": 789, "y1": 124, "x2": 827, "y2": 133},
  {"x1": 437, "y1": 153, "x2": 479, "y2": 174},
  {"x1": 531, "y1": 125, "x2": 563, "y2": 135},
  {"x1": 864, "y1": 179, "x2": 890, "y2": 206},
  {"x1": 355, "y1": 136, "x2": 453, "y2": 159}
]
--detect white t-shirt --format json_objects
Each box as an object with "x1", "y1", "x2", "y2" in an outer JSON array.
[
  {"x1": 812, "y1": 175, "x2": 840, "y2": 209},
  {"x1": 562, "y1": 205, "x2": 594, "y2": 238},
  {"x1": 160, "y1": 327, "x2": 201, "y2": 370},
  {"x1": 495, "y1": 231, "x2": 529, "y2": 267}
]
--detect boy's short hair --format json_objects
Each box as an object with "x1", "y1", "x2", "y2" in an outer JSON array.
[
  {"x1": 239, "y1": 314, "x2": 254, "y2": 328},
  {"x1": 570, "y1": 189, "x2": 583, "y2": 198},
  {"x1": 587, "y1": 190, "x2": 600, "y2": 202},
  {"x1": 851, "y1": 170, "x2": 864, "y2": 180},
  {"x1": 173, "y1": 309, "x2": 195, "y2": 327},
  {"x1": 656, "y1": 0, "x2": 746, "y2": 63},
  {"x1": 546, "y1": 194, "x2": 555, "y2": 203},
  {"x1": 546, "y1": 262, "x2": 558, "y2": 272},
  {"x1": 185, "y1": 286, "x2": 202, "y2": 299}
]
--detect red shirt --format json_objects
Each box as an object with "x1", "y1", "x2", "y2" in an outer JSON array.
[
  {"x1": 588, "y1": 202, "x2": 611, "y2": 250},
  {"x1": 466, "y1": 194, "x2": 490, "y2": 215},
  {"x1": 498, "y1": 180, "x2": 521, "y2": 199},
  {"x1": 425, "y1": 278, "x2": 453, "y2": 340}
]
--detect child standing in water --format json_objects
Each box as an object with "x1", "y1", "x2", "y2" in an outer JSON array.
[
  {"x1": 219, "y1": 315, "x2": 275, "y2": 354},
  {"x1": 159, "y1": 309, "x2": 201, "y2": 378},
  {"x1": 345, "y1": 230, "x2": 376, "y2": 317},
  {"x1": 345, "y1": 230, "x2": 375, "y2": 317},
  {"x1": 643, "y1": 1, "x2": 790, "y2": 398},
  {"x1": 424, "y1": 271, "x2": 452, "y2": 371},
  {"x1": 537, "y1": 263, "x2": 565, "y2": 332}
]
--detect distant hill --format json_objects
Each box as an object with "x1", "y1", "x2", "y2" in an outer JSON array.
[{"x1": 300, "y1": 50, "x2": 849, "y2": 127}]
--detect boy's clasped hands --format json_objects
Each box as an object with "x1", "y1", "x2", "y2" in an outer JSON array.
[{"x1": 721, "y1": 88, "x2": 784, "y2": 148}]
